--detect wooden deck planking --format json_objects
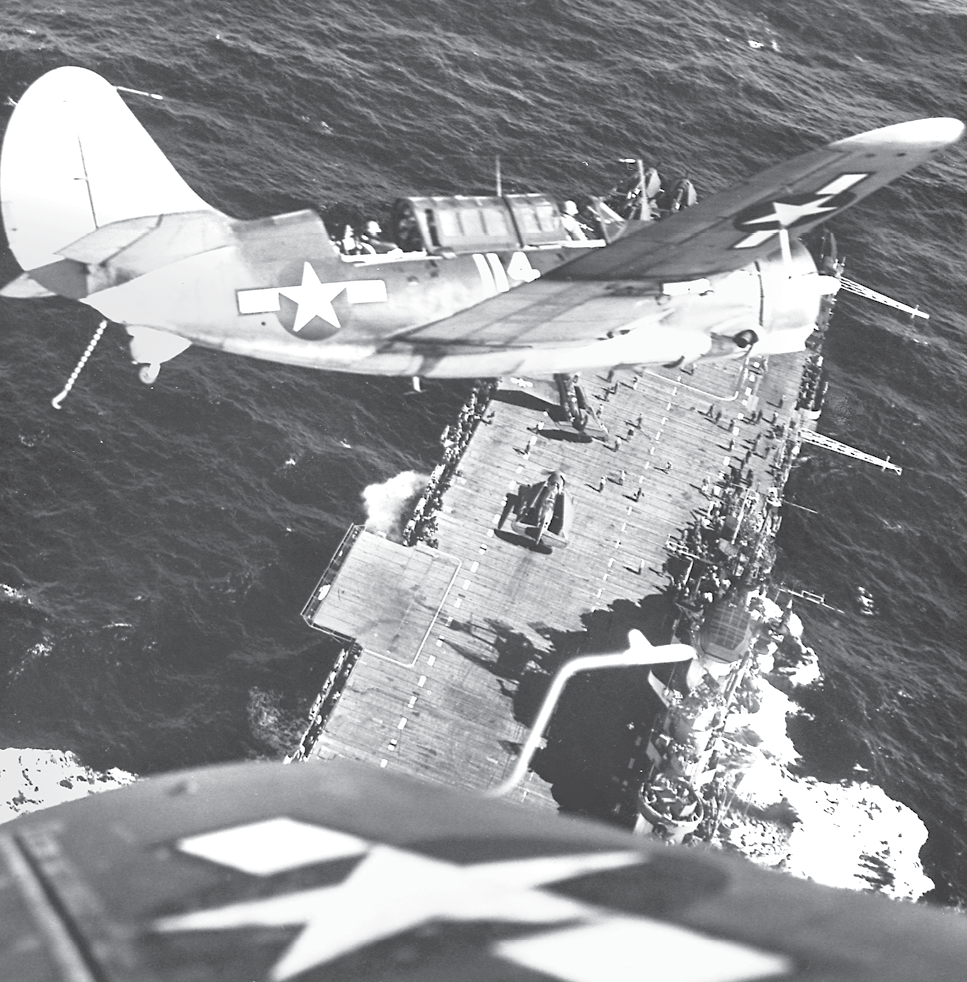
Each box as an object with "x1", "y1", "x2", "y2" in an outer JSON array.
[{"x1": 308, "y1": 349, "x2": 811, "y2": 809}]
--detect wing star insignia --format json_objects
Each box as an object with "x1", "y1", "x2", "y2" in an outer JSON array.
[
  {"x1": 732, "y1": 172, "x2": 869, "y2": 249},
  {"x1": 154, "y1": 818, "x2": 790, "y2": 982}
]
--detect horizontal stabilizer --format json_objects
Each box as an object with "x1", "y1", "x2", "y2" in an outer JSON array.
[
  {"x1": 58, "y1": 215, "x2": 165, "y2": 264},
  {"x1": 1, "y1": 66, "x2": 220, "y2": 277},
  {"x1": 0, "y1": 271, "x2": 57, "y2": 298},
  {"x1": 60, "y1": 210, "x2": 237, "y2": 285}
]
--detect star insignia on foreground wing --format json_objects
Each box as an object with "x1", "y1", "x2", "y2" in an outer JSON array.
[
  {"x1": 278, "y1": 262, "x2": 347, "y2": 332},
  {"x1": 732, "y1": 172, "x2": 869, "y2": 249},
  {"x1": 153, "y1": 818, "x2": 790, "y2": 982}
]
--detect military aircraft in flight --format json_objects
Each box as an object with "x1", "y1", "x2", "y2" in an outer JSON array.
[
  {"x1": 510, "y1": 470, "x2": 575, "y2": 548},
  {"x1": 0, "y1": 66, "x2": 962, "y2": 393},
  {"x1": 3, "y1": 755, "x2": 967, "y2": 982}
]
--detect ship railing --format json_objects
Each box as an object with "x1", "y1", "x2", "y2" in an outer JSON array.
[
  {"x1": 300, "y1": 524, "x2": 365, "y2": 626},
  {"x1": 286, "y1": 641, "x2": 363, "y2": 763}
]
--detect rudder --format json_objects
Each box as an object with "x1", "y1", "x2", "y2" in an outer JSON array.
[{"x1": 1, "y1": 67, "x2": 218, "y2": 283}]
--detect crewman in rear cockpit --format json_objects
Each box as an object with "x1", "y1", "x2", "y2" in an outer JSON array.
[{"x1": 560, "y1": 200, "x2": 588, "y2": 240}]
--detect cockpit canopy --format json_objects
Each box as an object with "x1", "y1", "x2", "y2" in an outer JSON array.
[{"x1": 391, "y1": 193, "x2": 573, "y2": 255}]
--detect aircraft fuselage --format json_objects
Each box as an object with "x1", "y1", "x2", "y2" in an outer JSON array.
[
  {"x1": 4, "y1": 69, "x2": 960, "y2": 385},
  {"x1": 80, "y1": 214, "x2": 826, "y2": 378}
]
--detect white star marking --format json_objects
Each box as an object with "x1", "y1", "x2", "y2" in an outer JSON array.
[
  {"x1": 733, "y1": 172, "x2": 868, "y2": 249},
  {"x1": 278, "y1": 262, "x2": 348, "y2": 332},
  {"x1": 155, "y1": 822, "x2": 790, "y2": 982},
  {"x1": 157, "y1": 843, "x2": 641, "y2": 980},
  {"x1": 237, "y1": 272, "x2": 388, "y2": 330},
  {"x1": 739, "y1": 197, "x2": 839, "y2": 231}
]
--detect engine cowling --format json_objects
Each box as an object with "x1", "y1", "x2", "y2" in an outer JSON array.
[{"x1": 752, "y1": 240, "x2": 832, "y2": 355}]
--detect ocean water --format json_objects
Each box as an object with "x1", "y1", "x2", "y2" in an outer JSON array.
[{"x1": 2, "y1": 0, "x2": 967, "y2": 903}]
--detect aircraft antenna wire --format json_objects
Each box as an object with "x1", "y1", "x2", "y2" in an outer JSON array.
[{"x1": 74, "y1": 135, "x2": 99, "y2": 230}]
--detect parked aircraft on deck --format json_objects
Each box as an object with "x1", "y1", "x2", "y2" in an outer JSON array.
[
  {"x1": 510, "y1": 470, "x2": 574, "y2": 548},
  {"x1": 0, "y1": 67, "x2": 962, "y2": 395}
]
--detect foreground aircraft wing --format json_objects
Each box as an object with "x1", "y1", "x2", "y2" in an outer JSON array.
[
  {"x1": 2, "y1": 759, "x2": 967, "y2": 982},
  {"x1": 392, "y1": 117, "x2": 962, "y2": 348}
]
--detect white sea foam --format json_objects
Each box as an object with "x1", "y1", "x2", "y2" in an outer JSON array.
[
  {"x1": 718, "y1": 678, "x2": 933, "y2": 901},
  {"x1": 0, "y1": 748, "x2": 136, "y2": 824}
]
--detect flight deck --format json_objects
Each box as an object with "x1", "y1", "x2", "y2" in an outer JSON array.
[{"x1": 298, "y1": 347, "x2": 818, "y2": 812}]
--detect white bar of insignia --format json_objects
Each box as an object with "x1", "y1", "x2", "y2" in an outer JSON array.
[
  {"x1": 733, "y1": 230, "x2": 777, "y2": 249},
  {"x1": 346, "y1": 280, "x2": 388, "y2": 304},
  {"x1": 818, "y1": 172, "x2": 868, "y2": 195},
  {"x1": 237, "y1": 288, "x2": 281, "y2": 314}
]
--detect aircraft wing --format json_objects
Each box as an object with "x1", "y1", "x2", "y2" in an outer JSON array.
[
  {"x1": 390, "y1": 117, "x2": 962, "y2": 349},
  {"x1": 2, "y1": 759, "x2": 967, "y2": 982},
  {"x1": 552, "y1": 117, "x2": 964, "y2": 281}
]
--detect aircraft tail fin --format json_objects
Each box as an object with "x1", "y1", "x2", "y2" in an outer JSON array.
[{"x1": 1, "y1": 67, "x2": 221, "y2": 295}]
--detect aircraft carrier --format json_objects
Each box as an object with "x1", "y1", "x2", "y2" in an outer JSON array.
[{"x1": 294, "y1": 328, "x2": 830, "y2": 818}]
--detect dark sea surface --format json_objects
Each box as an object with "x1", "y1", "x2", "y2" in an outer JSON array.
[{"x1": 1, "y1": 0, "x2": 967, "y2": 903}]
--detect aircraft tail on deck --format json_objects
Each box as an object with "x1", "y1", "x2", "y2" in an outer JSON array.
[{"x1": 0, "y1": 66, "x2": 221, "y2": 298}]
